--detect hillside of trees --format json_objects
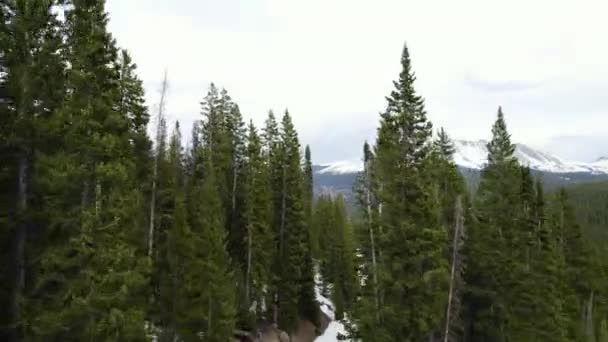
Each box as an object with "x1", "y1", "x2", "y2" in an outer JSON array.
[
  {"x1": 1, "y1": 1, "x2": 607, "y2": 341},
  {"x1": 566, "y1": 181, "x2": 608, "y2": 242}
]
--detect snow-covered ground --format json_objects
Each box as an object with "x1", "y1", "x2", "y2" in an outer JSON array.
[
  {"x1": 315, "y1": 321, "x2": 349, "y2": 342},
  {"x1": 314, "y1": 273, "x2": 351, "y2": 342}
]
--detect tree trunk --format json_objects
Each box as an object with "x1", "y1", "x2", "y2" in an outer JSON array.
[
  {"x1": 443, "y1": 196, "x2": 464, "y2": 342},
  {"x1": 8, "y1": 154, "x2": 28, "y2": 341},
  {"x1": 280, "y1": 165, "x2": 286, "y2": 259},
  {"x1": 585, "y1": 291, "x2": 595, "y2": 341},
  {"x1": 148, "y1": 71, "x2": 168, "y2": 258},
  {"x1": 232, "y1": 165, "x2": 238, "y2": 212},
  {"x1": 275, "y1": 164, "x2": 287, "y2": 325},
  {"x1": 245, "y1": 222, "x2": 253, "y2": 308},
  {"x1": 364, "y1": 160, "x2": 380, "y2": 322}
]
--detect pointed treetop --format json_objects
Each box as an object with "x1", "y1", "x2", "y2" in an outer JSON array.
[
  {"x1": 267, "y1": 109, "x2": 276, "y2": 120},
  {"x1": 401, "y1": 42, "x2": 411, "y2": 66},
  {"x1": 487, "y1": 106, "x2": 516, "y2": 165},
  {"x1": 305, "y1": 145, "x2": 311, "y2": 161},
  {"x1": 434, "y1": 127, "x2": 456, "y2": 160},
  {"x1": 281, "y1": 109, "x2": 294, "y2": 129},
  {"x1": 363, "y1": 141, "x2": 373, "y2": 163}
]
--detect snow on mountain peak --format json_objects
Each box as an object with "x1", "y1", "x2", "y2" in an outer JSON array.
[
  {"x1": 317, "y1": 141, "x2": 608, "y2": 175},
  {"x1": 454, "y1": 139, "x2": 608, "y2": 174},
  {"x1": 317, "y1": 160, "x2": 363, "y2": 175}
]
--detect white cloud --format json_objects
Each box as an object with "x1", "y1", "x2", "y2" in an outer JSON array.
[{"x1": 106, "y1": 0, "x2": 608, "y2": 163}]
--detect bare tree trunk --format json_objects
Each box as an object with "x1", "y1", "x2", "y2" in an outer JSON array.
[
  {"x1": 280, "y1": 165, "x2": 286, "y2": 259},
  {"x1": 208, "y1": 298, "x2": 213, "y2": 333},
  {"x1": 443, "y1": 196, "x2": 464, "y2": 342},
  {"x1": 364, "y1": 160, "x2": 380, "y2": 322},
  {"x1": 232, "y1": 166, "x2": 238, "y2": 212},
  {"x1": 95, "y1": 181, "x2": 101, "y2": 218},
  {"x1": 585, "y1": 291, "x2": 595, "y2": 340},
  {"x1": 245, "y1": 222, "x2": 253, "y2": 308},
  {"x1": 274, "y1": 164, "x2": 287, "y2": 326},
  {"x1": 8, "y1": 29, "x2": 32, "y2": 340},
  {"x1": 148, "y1": 71, "x2": 169, "y2": 258},
  {"x1": 8, "y1": 154, "x2": 28, "y2": 341}
]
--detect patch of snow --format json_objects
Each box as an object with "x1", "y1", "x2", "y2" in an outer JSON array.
[
  {"x1": 317, "y1": 161, "x2": 363, "y2": 175},
  {"x1": 314, "y1": 270, "x2": 352, "y2": 342},
  {"x1": 315, "y1": 321, "x2": 350, "y2": 342}
]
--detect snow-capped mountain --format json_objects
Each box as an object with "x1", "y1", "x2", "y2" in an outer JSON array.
[
  {"x1": 454, "y1": 140, "x2": 608, "y2": 174},
  {"x1": 315, "y1": 140, "x2": 608, "y2": 176},
  {"x1": 317, "y1": 161, "x2": 363, "y2": 175}
]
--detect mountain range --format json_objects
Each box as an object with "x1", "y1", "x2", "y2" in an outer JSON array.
[{"x1": 313, "y1": 140, "x2": 608, "y2": 199}]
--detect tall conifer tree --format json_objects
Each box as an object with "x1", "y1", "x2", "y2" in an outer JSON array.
[
  {"x1": 25, "y1": 1, "x2": 149, "y2": 339},
  {"x1": 357, "y1": 43, "x2": 448, "y2": 341},
  {"x1": 241, "y1": 121, "x2": 274, "y2": 324}
]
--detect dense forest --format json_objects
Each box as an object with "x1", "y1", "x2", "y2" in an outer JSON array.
[{"x1": 1, "y1": 1, "x2": 607, "y2": 341}]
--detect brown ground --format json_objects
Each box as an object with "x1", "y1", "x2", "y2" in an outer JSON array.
[{"x1": 257, "y1": 311, "x2": 332, "y2": 342}]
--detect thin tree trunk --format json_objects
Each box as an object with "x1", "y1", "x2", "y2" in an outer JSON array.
[
  {"x1": 364, "y1": 160, "x2": 380, "y2": 322},
  {"x1": 444, "y1": 196, "x2": 464, "y2": 342},
  {"x1": 245, "y1": 222, "x2": 253, "y2": 308},
  {"x1": 585, "y1": 291, "x2": 595, "y2": 340},
  {"x1": 275, "y1": 163, "x2": 287, "y2": 326},
  {"x1": 8, "y1": 29, "x2": 31, "y2": 339},
  {"x1": 95, "y1": 181, "x2": 101, "y2": 218},
  {"x1": 148, "y1": 71, "x2": 168, "y2": 258},
  {"x1": 208, "y1": 298, "x2": 213, "y2": 333},
  {"x1": 280, "y1": 165, "x2": 286, "y2": 259},
  {"x1": 232, "y1": 165, "x2": 238, "y2": 211},
  {"x1": 9, "y1": 154, "x2": 28, "y2": 341}
]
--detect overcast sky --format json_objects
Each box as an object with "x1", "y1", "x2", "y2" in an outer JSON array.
[{"x1": 106, "y1": 0, "x2": 608, "y2": 164}]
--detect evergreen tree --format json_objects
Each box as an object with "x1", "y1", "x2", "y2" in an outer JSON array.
[
  {"x1": 275, "y1": 111, "x2": 317, "y2": 333},
  {"x1": 548, "y1": 188, "x2": 597, "y2": 341},
  {"x1": 464, "y1": 107, "x2": 520, "y2": 341},
  {"x1": 352, "y1": 141, "x2": 382, "y2": 333},
  {"x1": 154, "y1": 121, "x2": 183, "y2": 340},
  {"x1": 25, "y1": 1, "x2": 149, "y2": 339},
  {"x1": 0, "y1": 1, "x2": 65, "y2": 339},
  {"x1": 315, "y1": 195, "x2": 357, "y2": 321},
  {"x1": 177, "y1": 154, "x2": 236, "y2": 341},
  {"x1": 429, "y1": 128, "x2": 467, "y2": 342},
  {"x1": 117, "y1": 49, "x2": 151, "y2": 191},
  {"x1": 242, "y1": 121, "x2": 274, "y2": 325},
  {"x1": 357, "y1": 43, "x2": 448, "y2": 341},
  {"x1": 262, "y1": 110, "x2": 284, "y2": 325},
  {"x1": 303, "y1": 145, "x2": 317, "y2": 256}
]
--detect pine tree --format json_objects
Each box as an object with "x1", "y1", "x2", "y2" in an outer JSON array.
[
  {"x1": 548, "y1": 188, "x2": 597, "y2": 341},
  {"x1": 316, "y1": 195, "x2": 357, "y2": 321},
  {"x1": 25, "y1": 1, "x2": 149, "y2": 339},
  {"x1": 154, "y1": 121, "x2": 183, "y2": 340},
  {"x1": 464, "y1": 108, "x2": 515, "y2": 341},
  {"x1": 464, "y1": 107, "x2": 522, "y2": 341},
  {"x1": 225, "y1": 103, "x2": 247, "y2": 269},
  {"x1": 529, "y1": 179, "x2": 568, "y2": 341},
  {"x1": 303, "y1": 145, "x2": 318, "y2": 256},
  {"x1": 117, "y1": 49, "x2": 151, "y2": 192},
  {"x1": 352, "y1": 141, "x2": 381, "y2": 331},
  {"x1": 0, "y1": 1, "x2": 65, "y2": 339},
  {"x1": 274, "y1": 111, "x2": 318, "y2": 333},
  {"x1": 242, "y1": 121, "x2": 274, "y2": 325},
  {"x1": 428, "y1": 128, "x2": 467, "y2": 342},
  {"x1": 177, "y1": 154, "x2": 236, "y2": 341},
  {"x1": 262, "y1": 110, "x2": 284, "y2": 325},
  {"x1": 357, "y1": 43, "x2": 448, "y2": 341}
]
